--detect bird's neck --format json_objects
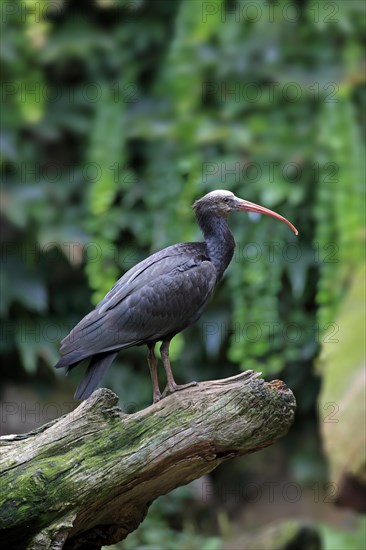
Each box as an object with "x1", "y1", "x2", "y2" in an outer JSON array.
[{"x1": 196, "y1": 211, "x2": 235, "y2": 280}]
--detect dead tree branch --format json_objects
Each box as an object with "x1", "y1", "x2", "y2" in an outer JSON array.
[{"x1": 0, "y1": 371, "x2": 296, "y2": 550}]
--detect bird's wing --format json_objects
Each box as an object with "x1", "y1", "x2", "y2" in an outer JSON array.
[
  {"x1": 96, "y1": 243, "x2": 203, "y2": 314},
  {"x1": 59, "y1": 243, "x2": 216, "y2": 361}
]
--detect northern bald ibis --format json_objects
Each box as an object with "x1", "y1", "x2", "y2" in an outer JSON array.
[{"x1": 55, "y1": 190, "x2": 298, "y2": 402}]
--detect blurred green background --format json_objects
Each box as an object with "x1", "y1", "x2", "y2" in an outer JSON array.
[{"x1": 1, "y1": 0, "x2": 365, "y2": 548}]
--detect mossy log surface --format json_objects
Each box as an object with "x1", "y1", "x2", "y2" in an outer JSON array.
[{"x1": 0, "y1": 371, "x2": 296, "y2": 550}]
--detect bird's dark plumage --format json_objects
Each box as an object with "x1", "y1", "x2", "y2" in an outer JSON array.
[
  {"x1": 73, "y1": 351, "x2": 118, "y2": 400},
  {"x1": 55, "y1": 189, "x2": 298, "y2": 402}
]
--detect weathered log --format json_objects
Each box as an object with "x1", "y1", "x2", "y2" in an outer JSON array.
[{"x1": 0, "y1": 371, "x2": 296, "y2": 550}]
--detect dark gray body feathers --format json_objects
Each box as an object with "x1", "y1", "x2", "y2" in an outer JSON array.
[{"x1": 55, "y1": 242, "x2": 217, "y2": 378}]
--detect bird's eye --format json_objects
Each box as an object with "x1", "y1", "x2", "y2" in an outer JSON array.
[{"x1": 223, "y1": 197, "x2": 229, "y2": 203}]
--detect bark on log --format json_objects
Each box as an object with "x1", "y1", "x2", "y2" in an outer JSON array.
[{"x1": 0, "y1": 371, "x2": 296, "y2": 550}]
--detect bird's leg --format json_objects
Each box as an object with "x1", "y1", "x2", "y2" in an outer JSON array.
[
  {"x1": 160, "y1": 339, "x2": 198, "y2": 397},
  {"x1": 147, "y1": 343, "x2": 162, "y2": 403}
]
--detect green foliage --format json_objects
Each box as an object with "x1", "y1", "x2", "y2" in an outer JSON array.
[
  {"x1": 1, "y1": 0, "x2": 365, "y2": 546},
  {"x1": 315, "y1": 96, "x2": 365, "y2": 329},
  {"x1": 119, "y1": 486, "x2": 221, "y2": 550},
  {"x1": 318, "y1": 264, "x2": 366, "y2": 485},
  {"x1": 320, "y1": 516, "x2": 366, "y2": 550},
  {"x1": 2, "y1": 0, "x2": 365, "y2": 423}
]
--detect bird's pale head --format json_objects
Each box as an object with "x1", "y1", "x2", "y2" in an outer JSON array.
[
  {"x1": 193, "y1": 189, "x2": 298, "y2": 234},
  {"x1": 192, "y1": 190, "x2": 238, "y2": 217}
]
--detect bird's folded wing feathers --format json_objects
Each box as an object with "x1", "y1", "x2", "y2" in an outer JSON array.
[
  {"x1": 96, "y1": 242, "x2": 208, "y2": 313},
  {"x1": 59, "y1": 244, "x2": 216, "y2": 359}
]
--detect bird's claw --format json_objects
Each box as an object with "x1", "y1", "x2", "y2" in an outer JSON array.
[{"x1": 153, "y1": 392, "x2": 163, "y2": 404}]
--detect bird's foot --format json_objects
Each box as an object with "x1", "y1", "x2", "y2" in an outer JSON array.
[
  {"x1": 152, "y1": 391, "x2": 163, "y2": 404},
  {"x1": 162, "y1": 380, "x2": 198, "y2": 398}
]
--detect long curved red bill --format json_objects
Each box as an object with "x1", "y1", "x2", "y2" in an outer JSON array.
[{"x1": 237, "y1": 199, "x2": 298, "y2": 235}]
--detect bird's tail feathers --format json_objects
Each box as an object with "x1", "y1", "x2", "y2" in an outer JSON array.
[
  {"x1": 54, "y1": 352, "x2": 87, "y2": 370},
  {"x1": 74, "y1": 351, "x2": 118, "y2": 400}
]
